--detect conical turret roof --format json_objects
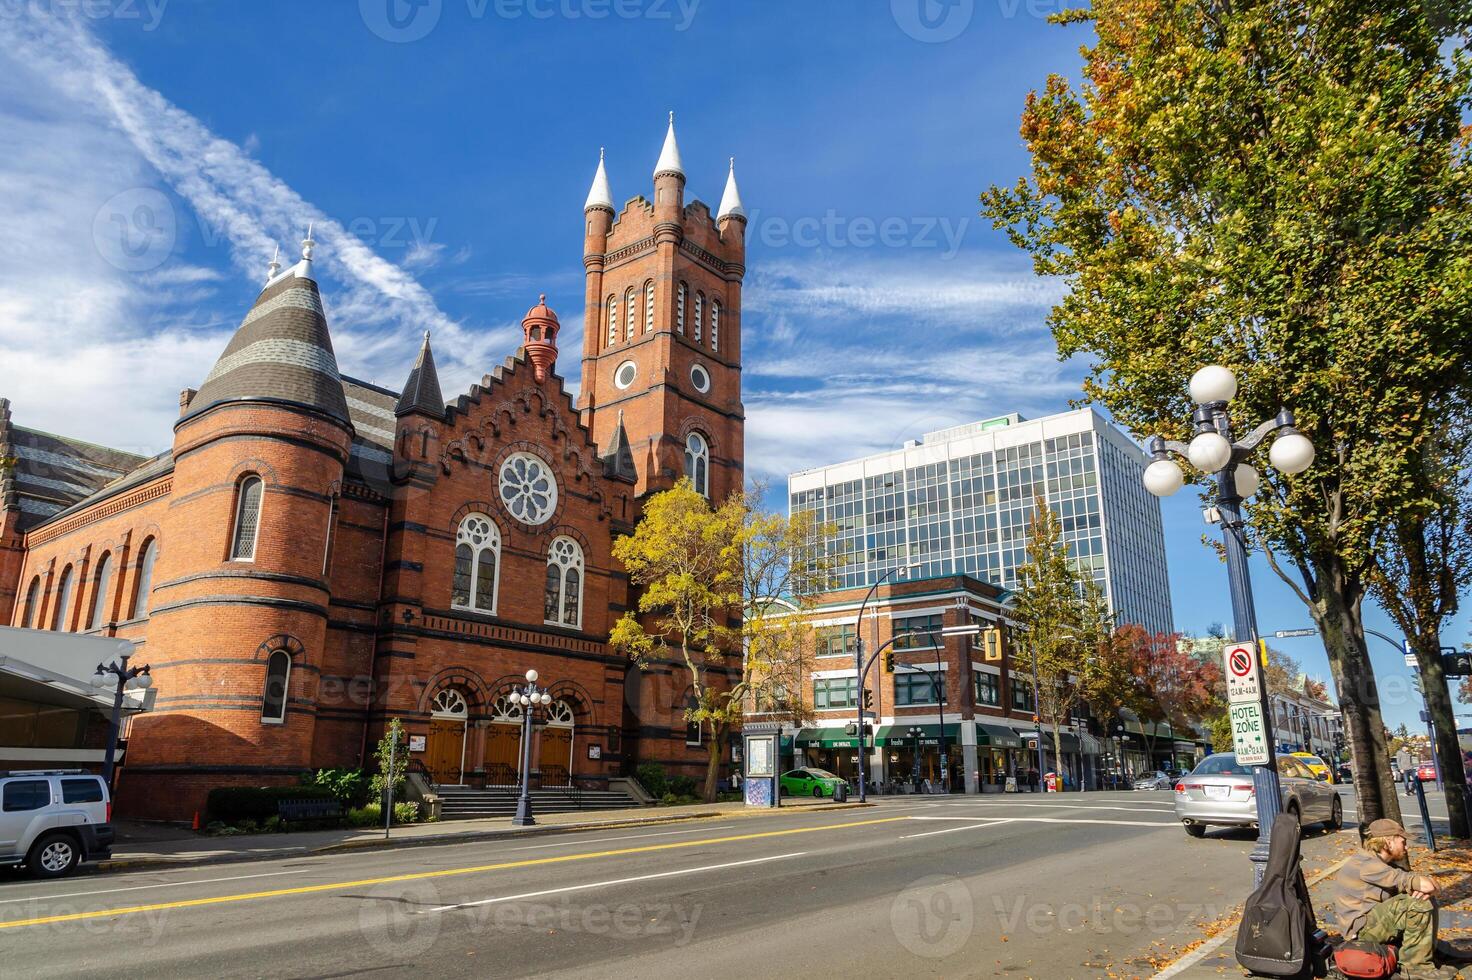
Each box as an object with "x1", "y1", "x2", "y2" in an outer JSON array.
[
  {"x1": 584, "y1": 148, "x2": 614, "y2": 211},
  {"x1": 653, "y1": 111, "x2": 684, "y2": 179},
  {"x1": 718, "y1": 158, "x2": 746, "y2": 220},
  {"x1": 187, "y1": 268, "x2": 350, "y2": 427},
  {"x1": 395, "y1": 331, "x2": 445, "y2": 417}
]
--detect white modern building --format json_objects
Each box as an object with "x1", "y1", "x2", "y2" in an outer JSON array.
[{"x1": 789, "y1": 408, "x2": 1175, "y2": 635}]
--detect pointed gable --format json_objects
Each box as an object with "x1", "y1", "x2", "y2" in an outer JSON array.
[{"x1": 395, "y1": 332, "x2": 445, "y2": 418}]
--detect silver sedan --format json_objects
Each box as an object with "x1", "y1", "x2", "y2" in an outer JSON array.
[{"x1": 1175, "y1": 752, "x2": 1342, "y2": 838}]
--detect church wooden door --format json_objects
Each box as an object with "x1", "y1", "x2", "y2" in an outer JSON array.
[
  {"x1": 541, "y1": 727, "x2": 573, "y2": 785},
  {"x1": 426, "y1": 719, "x2": 464, "y2": 785},
  {"x1": 486, "y1": 724, "x2": 521, "y2": 785}
]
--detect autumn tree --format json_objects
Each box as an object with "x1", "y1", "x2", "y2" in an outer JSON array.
[
  {"x1": 1369, "y1": 408, "x2": 1472, "y2": 837},
  {"x1": 982, "y1": 0, "x2": 1472, "y2": 821},
  {"x1": 1012, "y1": 499, "x2": 1112, "y2": 785},
  {"x1": 611, "y1": 480, "x2": 834, "y2": 802}
]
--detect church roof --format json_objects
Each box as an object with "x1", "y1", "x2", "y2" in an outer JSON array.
[
  {"x1": 653, "y1": 111, "x2": 684, "y2": 179},
  {"x1": 0, "y1": 398, "x2": 149, "y2": 532},
  {"x1": 185, "y1": 269, "x2": 351, "y2": 428},
  {"x1": 394, "y1": 332, "x2": 445, "y2": 418}
]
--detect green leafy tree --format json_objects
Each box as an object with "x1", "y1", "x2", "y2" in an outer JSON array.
[
  {"x1": 612, "y1": 481, "x2": 834, "y2": 802},
  {"x1": 982, "y1": 0, "x2": 1472, "y2": 822},
  {"x1": 370, "y1": 718, "x2": 408, "y2": 806},
  {"x1": 1368, "y1": 408, "x2": 1472, "y2": 836}
]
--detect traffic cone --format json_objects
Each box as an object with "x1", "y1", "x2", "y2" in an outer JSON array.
[{"x1": 192, "y1": 811, "x2": 201, "y2": 831}]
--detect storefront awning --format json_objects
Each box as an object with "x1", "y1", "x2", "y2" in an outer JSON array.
[
  {"x1": 975, "y1": 723, "x2": 1022, "y2": 749},
  {"x1": 872, "y1": 723, "x2": 961, "y2": 747},
  {"x1": 794, "y1": 728, "x2": 864, "y2": 749},
  {"x1": 1019, "y1": 730, "x2": 1081, "y2": 752},
  {"x1": 1078, "y1": 733, "x2": 1104, "y2": 755}
]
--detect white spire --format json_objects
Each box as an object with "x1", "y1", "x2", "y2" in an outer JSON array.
[
  {"x1": 265, "y1": 244, "x2": 282, "y2": 283},
  {"x1": 717, "y1": 157, "x2": 746, "y2": 220},
  {"x1": 653, "y1": 110, "x2": 684, "y2": 179},
  {"x1": 298, "y1": 222, "x2": 316, "y2": 279},
  {"x1": 584, "y1": 147, "x2": 613, "y2": 211}
]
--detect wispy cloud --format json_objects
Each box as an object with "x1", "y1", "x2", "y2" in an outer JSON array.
[{"x1": 0, "y1": 9, "x2": 513, "y2": 448}]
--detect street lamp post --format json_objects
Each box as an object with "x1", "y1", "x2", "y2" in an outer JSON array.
[
  {"x1": 1143, "y1": 364, "x2": 1316, "y2": 885},
  {"x1": 853, "y1": 565, "x2": 917, "y2": 802},
  {"x1": 91, "y1": 647, "x2": 151, "y2": 786},
  {"x1": 509, "y1": 669, "x2": 555, "y2": 827}
]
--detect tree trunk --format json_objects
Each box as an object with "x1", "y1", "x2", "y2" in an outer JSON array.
[
  {"x1": 1414, "y1": 629, "x2": 1469, "y2": 838},
  {"x1": 1051, "y1": 723, "x2": 1065, "y2": 792},
  {"x1": 702, "y1": 723, "x2": 724, "y2": 803},
  {"x1": 1314, "y1": 568, "x2": 1401, "y2": 826}
]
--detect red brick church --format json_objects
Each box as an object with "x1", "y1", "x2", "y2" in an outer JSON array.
[{"x1": 0, "y1": 116, "x2": 747, "y2": 819}]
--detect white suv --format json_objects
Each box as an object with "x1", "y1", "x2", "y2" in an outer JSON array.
[{"x1": 0, "y1": 770, "x2": 114, "y2": 878}]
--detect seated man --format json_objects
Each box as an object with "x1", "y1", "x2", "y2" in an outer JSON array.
[{"x1": 1332, "y1": 818, "x2": 1457, "y2": 980}]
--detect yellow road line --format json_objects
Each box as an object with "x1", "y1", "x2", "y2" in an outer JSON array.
[{"x1": 0, "y1": 815, "x2": 909, "y2": 931}]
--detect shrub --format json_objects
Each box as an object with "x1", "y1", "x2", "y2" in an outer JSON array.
[
  {"x1": 393, "y1": 801, "x2": 420, "y2": 824},
  {"x1": 347, "y1": 804, "x2": 381, "y2": 827},
  {"x1": 635, "y1": 763, "x2": 668, "y2": 798},
  {"x1": 307, "y1": 768, "x2": 371, "y2": 807},
  {"x1": 667, "y1": 774, "x2": 698, "y2": 798},
  {"x1": 206, "y1": 784, "x2": 337, "y2": 823},
  {"x1": 262, "y1": 815, "x2": 285, "y2": 833}
]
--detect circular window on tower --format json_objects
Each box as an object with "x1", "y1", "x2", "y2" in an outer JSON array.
[
  {"x1": 498, "y1": 452, "x2": 558, "y2": 525},
  {"x1": 690, "y1": 363, "x2": 711, "y2": 394},
  {"x1": 614, "y1": 360, "x2": 637, "y2": 390}
]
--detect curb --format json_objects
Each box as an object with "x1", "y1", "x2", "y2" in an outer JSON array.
[
  {"x1": 98, "y1": 801, "x2": 874, "y2": 873},
  {"x1": 1152, "y1": 851, "x2": 1356, "y2": 979}
]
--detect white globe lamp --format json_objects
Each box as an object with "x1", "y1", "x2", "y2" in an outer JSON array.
[
  {"x1": 1189, "y1": 365, "x2": 1237, "y2": 404},
  {"x1": 1143, "y1": 458, "x2": 1185, "y2": 498},
  {"x1": 1269, "y1": 431, "x2": 1315, "y2": 475},
  {"x1": 92, "y1": 670, "x2": 111, "y2": 689},
  {"x1": 525, "y1": 669, "x2": 539, "y2": 683},
  {"x1": 1187, "y1": 431, "x2": 1233, "y2": 474},
  {"x1": 1233, "y1": 464, "x2": 1260, "y2": 498},
  {"x1": 134, "y1": 672, "x2": 153, "y2": 690}
]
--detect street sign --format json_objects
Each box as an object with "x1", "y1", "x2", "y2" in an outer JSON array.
[
  {"x1": 1230, "y1": 701, "x2": 1270, "y2": 765},
  {"x1": 1223, "y1": 642, "x2": 1263, "y2": 705},
  {"x1": 1406, "y1": 653, "x2": 1419, "y2": 668},
  {"x1": 1274, "y1": 628, "x2": 1318, "y2": 638}
]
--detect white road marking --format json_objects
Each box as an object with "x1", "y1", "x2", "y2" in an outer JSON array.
[
  {"x1": 0, "y1": 868, "x2": 311, "y2": 905},
  {"x1": 506, "y1": 825, "x2": 736, "y2": 851},
  {"x1": 422, "y1": 851, "x2": 807, "y2": 914},
  {"x1": 905, "y1": 814, "x2": 1175, "y2": 828},
  {"x1": 901, "y1": 819, "x2": 1010, "y2": 839},
  {"x1": 923, "y1": 801, "x2": 1175, "y2": 814}
]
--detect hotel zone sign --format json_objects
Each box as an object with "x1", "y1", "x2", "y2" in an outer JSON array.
[{"x1": 1223, "y1": 642, "x2": 1271, "y2": 765}]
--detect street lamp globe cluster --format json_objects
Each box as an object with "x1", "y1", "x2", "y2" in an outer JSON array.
[
  {"x1": 1139, "y1": 364, "x2": 1315, "y2": 886},
  {"x1": 1142, "y1": 365, "x2": 1314, "y2": 500},
  {"x1": 511, "y1": 668, "x2": 555, "y2": 827}
]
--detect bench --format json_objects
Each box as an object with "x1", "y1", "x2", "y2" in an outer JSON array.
[{"x1": 276, "y1": 798, "x2": 343, "y2": 822}]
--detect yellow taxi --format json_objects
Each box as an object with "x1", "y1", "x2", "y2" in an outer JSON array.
[{"x1": 1290, "y1": 752, "x2": 1333, "y2": 783}]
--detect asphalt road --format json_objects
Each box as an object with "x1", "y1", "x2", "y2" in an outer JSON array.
[{"x1": 0, "y1": 791, "x2": 1360, "y2": 979}]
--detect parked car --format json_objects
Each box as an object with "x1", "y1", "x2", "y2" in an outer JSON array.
[
  {"x1": 1290, "y1": 752, "x2": 1333, "y2": 783},
  {"x1": 0, "y1": 770, "x2": 114, "y2": 878},
  {"x1": 778, "y1": 768, "x2": 845, "y2": 798},
  {"x1": 1175, "y1": 753, "x2": 1341, "y2": 839},
  {"x1": 1417, "y1": 762, "x2": 1438, "y2": 782},
  {"x1": 1133, "y1": 770, "x2": 1170, "y2": 790}
]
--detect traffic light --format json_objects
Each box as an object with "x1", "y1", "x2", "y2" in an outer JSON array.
[
  {"x1": 862, "y1": 688, "x2": 874, "y2": 710},
  {"x1": 884, "y1": 651, "x2": 896, "y2": 673}
]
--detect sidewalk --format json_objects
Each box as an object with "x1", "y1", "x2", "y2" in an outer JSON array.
[
  {"x1": 1158, "y1": 834, "x2": 1472, "y2": 978},
  {"x1": 101, "y1": 798, "x2": 866, "y2": 872}
]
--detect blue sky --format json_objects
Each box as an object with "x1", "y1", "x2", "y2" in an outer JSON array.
[{"x1": 0, "y1": 1, "x2": 1461, "y2": 729}]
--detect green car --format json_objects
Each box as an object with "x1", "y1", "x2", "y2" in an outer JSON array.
[{"x1": 779, "y1": 768, "x2": 845, "y2": 798}]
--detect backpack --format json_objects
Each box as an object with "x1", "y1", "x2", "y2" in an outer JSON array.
[
  {"x1": 1329, "y1": 940, "x2": 1397, "y2": 979},
  {"x1": 1236, "y1": 813, "x2": 1319, "y2": 976}
]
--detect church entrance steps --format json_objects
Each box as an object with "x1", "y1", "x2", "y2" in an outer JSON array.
[{"x1": 435, "y1": 785, "x2": 646, "y2": 820}]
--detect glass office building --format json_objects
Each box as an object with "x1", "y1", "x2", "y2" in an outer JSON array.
[{"x1": 789, "y1": 409, "x2": 1174, "y2": 635}]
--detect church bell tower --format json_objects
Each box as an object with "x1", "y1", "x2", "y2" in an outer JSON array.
[{"x1": 578, "y1": 114, "x2": 746, "y2": 501}]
